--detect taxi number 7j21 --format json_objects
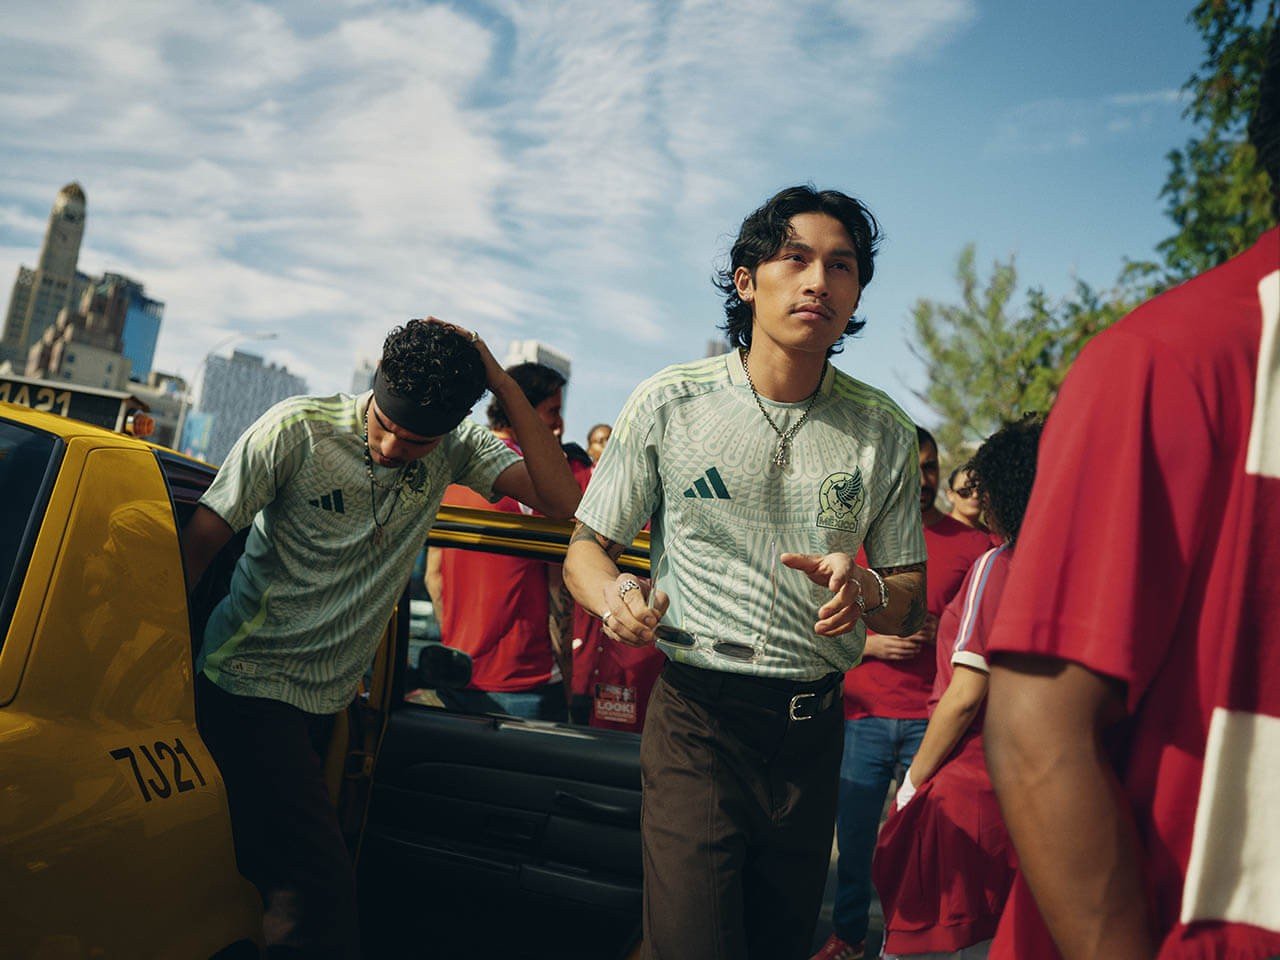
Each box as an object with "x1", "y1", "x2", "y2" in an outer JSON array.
[{"x1": 110, "y1": 738, "x2": 208, "y2": 802}]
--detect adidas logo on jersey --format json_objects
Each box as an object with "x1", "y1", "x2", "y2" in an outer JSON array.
[
  {"x1": 308, "y1": 489, "x2": 346, "y2": 514},
  {"x1": 684, "y1": 467, "x2": 731, "y2": 500}
]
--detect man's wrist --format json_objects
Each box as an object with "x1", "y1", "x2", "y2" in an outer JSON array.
[{"x1": 862, "y1": 567, "x2": 888, "y2": 615}]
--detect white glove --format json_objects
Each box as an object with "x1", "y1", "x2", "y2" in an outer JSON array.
[{"x1": 895, "y1": 770, "x2": 917, "y2": 810}]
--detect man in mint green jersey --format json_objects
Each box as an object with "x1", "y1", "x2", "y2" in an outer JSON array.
[
  {"x1": 565, "y1": 186, "x2": 927, "y2": 960},
  {"x1": 181, "y1": 318, "x2": 580, "y2": 959}
]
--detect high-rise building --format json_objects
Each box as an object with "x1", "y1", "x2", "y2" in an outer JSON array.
[
  {"x1": 114, "y1": 273, "x2": 165, "y2": 380},
  {"x1": 503, "y1": 339, "x2": 571, "y2": 381},
  {"x1": 351, "y1": 357, "x2": 376, "y2": 394},
  {"x1": 25, "y1": 273, "x2": 136, "y2": 390},
  {"x1": 705, "y1": 338, "x2": 732, "y2": 357},
  {"x1": 2, "y1": 183, "x2": 92, "y2": 369},
  {"x1": 190, "y1": 349, "x2": 307, "y2": 464}
]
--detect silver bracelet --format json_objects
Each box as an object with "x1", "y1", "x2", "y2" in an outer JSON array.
[{"x1": 863, "y1": 567, "x2": 888, "y2": 615}]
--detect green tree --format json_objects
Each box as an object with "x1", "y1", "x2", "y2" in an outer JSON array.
[
  {"x1": 1156, "y1": 0, "x2": 1278, "y2": 279},
  {"x1": 910, "y1": 246, "x2": 1134, "y2": 460}
]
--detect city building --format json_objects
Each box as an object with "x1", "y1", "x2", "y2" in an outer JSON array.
[
  {"x1": 114, "y1": 273, "x2": 165, "y2": 380},
  {"x1": 351, "y1": 357, "x2": 376, "y2": 394},
  {"x1": 2, "y1": 183, "x2": 92, "y2": 369},
  {"x1": 25, "y1": 273, "x2": 137, "y2": 390},
  {"x1": 188, "y1": 349, "x2": 307, "y2": 464},
  {"x1": 705, "y1": 338, "x2": 732, "y2": 357},
  {"x1": 503, "y1": 339, "x2": 571, "y2": 381}
]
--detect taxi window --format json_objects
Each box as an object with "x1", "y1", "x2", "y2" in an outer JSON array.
[{"x1": 0, "y1": 421, "x2": 61, "y2": 647}]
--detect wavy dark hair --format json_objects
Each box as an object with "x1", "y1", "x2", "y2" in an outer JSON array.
[
  {"x1": 715, "y1": 184, "x2": 882, "y2": 356},
  {"x1": 488, "y1": 362, "x2": 565, "y2": 430},
  {"x1": 379, "y1": 319, "x2": 487, "y2": 414},
  {"x1": 966, "y1": 413, "x2": 1044, "y2": 544}
]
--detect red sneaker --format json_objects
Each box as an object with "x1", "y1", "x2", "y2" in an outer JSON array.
[{"x1": 810, "y1": 933, "x2": 865, "y2": 960}]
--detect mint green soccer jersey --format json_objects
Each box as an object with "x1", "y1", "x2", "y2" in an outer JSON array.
[
  {"x1": 576, "y1": 353, "x2": 926, "y2": 680},
  {"x1": 197, "y1": 392, "x2": 519, "y2": 713}
]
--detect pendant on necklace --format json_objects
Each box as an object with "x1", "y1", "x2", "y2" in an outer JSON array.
[
  {"x1": 372, "y1": 524, "x2": 384, "y2": 548},
  {"x1": 773, "y1": 440, "x2": 790, "y2": 468}
]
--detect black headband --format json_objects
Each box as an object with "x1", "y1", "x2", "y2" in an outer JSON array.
[{"x1": 371, "y1": 367, "x2": 470, "y2": 438}]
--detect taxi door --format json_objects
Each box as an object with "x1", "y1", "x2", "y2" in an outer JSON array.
[{"x1": 356, "y1": 508, "x2": 648, "y2": 960}]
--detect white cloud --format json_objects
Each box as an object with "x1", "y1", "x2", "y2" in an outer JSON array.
[{"x1": 0, "y1": 0, "x2": 971, "y2": 422}]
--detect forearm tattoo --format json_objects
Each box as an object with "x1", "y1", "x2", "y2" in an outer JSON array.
[
  {"x1": 874, "y1": 561, "x2": 927, "y2": 634},
  {"x1": 570, "y1": 520, "x2": 627, "y2": 561}
]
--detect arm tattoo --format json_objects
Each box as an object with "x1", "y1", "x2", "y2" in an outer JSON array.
[
  {"x1": 874, "y1": 560, "x2": 927, "y2": 634},
  {"x1": 875, "y1": 561, "x2": 926, "y2": 578},
  {"x1": 901, "y1": 587, "x2": 927, "y2": 635},
  {"x1": 570, "y1": 520, "x2": 627, "y2": 561}
]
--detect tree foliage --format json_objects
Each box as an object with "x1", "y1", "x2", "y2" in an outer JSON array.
[
  {"x1": 1156, "y1": 0, "x2": 1278, "y2": 279},
  {"x1": 909, "y1": 246, "x2": 1134, "y2": 461}
]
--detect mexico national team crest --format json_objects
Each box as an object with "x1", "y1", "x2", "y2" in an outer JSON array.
[{"x1": 817, "y1": 469, "x2": 866, "y2": 531}]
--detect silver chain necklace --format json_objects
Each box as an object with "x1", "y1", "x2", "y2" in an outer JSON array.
[{"x1": 740, "y1": 349, "x2": 823, "y2": 468}]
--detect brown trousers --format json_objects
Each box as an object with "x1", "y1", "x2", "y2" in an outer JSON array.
[{"x1": 640, "y1": 662, "x2": 844, "y2": 960}]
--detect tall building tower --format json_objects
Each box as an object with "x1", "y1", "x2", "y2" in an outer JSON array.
[
  {"x1": 1, "y1": 183, "x2": 91, "y2": 369},
  {"x1": 503, "y1": 339, "x2": 572, "y2": 381},
  {"x1": 350, "y1": 356, "x2": 376, "y2": 394},
  {"x1": 192, "y1": 349, "x2": 307, "y2": 465},
  {"x1": 113, "y1": 273, "x2": 165, "y2": 380}
]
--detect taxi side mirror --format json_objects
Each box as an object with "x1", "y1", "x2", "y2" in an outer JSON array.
[{"x1": 416, "y1": 642, "x2": 472, "y2": 690}]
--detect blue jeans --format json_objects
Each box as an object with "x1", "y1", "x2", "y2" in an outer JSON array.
[
  {"x1": 438, "y1": 683, "x2": 568, "y2": 722},
  {"x1": 832, "y1": 716, "x2": 928, "y2": 945}
]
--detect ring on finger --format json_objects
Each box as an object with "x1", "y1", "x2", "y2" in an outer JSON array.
[
  {"x1": 618, "y1": 580, "x2": 641, "y2": 601},
  {"x1": 601, "y1": 609, "x2": 613, "y2": 624}
]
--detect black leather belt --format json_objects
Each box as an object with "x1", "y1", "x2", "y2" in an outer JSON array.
[{"x1": 663, "y1": 660, "x2": 842, "y2": 721}]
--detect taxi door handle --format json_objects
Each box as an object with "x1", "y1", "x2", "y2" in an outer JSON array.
[{"x1": 554, "y1": 790, "x2": 639, "y2": 829}]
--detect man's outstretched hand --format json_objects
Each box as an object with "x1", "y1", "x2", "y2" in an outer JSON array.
[{"x1": 780, "y1": 551, "x2": 865, "y2": 637}]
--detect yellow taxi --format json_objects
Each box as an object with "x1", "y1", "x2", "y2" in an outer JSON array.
[{"x1": 0, "y1": 399, "x2": 261, "y2": 958}]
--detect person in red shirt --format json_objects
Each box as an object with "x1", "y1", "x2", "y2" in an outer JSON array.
[
  {"x1": 814, "y1": 426, "x2": 991, "y2": 960},
  {"x1": 983, "y1": 34, "x2": 1280, "y2": 960},
  {"x1": 428, "y1": 362, "x2": 570, "y2": 721},
  {"x1": 871, "y1": 415, "x2": 1042, "y2": 958}
]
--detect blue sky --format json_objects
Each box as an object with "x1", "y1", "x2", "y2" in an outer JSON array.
[{"x1": 0, "y1": 0, "x2": 1205, "y2": 442}]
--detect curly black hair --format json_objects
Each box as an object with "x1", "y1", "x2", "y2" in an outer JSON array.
[
  {"x1": 487, "y1": 362, "x2": 566, "y2": 430},
  {"x1": 714, "y1": 184, "x2": 882, "y2": 356},
  {"x1": 966, "y1": 413, "x2": 1044, "y2": 545},
  {"x1": 379, "y1": 319, "x2": 487, "y2": 414}
]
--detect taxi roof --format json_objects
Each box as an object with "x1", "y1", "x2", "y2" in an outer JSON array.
[{"x1": 0, "y1": 400, "x2": 210, "y2": 472}]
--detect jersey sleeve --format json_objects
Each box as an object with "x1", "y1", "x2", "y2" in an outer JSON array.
[
  {"x1": 199, "y1": 398, "x2": 311, "y2": 532},
  {"x1": 863, "y1": 417, "x2": 928, "y2": 569},
  {"x1": 575, "y1": 379, "x2": 662, "y2": 546},
  {"x1": 986, "y1": 329, "x2": 1218, "y2": 712},
  {"x1": 445, "y1": 418, "x2": 521, "y2": 502},
  {"x1": 951, "y1": 547, "x2": 1011, "y2": 674}
]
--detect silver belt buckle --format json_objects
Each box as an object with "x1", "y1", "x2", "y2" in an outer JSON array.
[{"x1": 789, "y1": 692, "x2": 817, "y2": 721}]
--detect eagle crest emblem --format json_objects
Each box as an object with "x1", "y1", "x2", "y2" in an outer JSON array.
[{"x1": 817, "y1": 470, "x2": 866, "y2": 532}]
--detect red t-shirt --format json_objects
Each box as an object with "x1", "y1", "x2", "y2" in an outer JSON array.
[
  {"x1": 845, "y1": 513, "x2": 991, "y2": 719},
  {"x1": 437, "y1": 480, "x2": 556, "y2": 693},
  {"x1": 988, "y1": 228, "x2": 1280, "y2": 959},
  {"x1": 928, "y1": 543, "x2": 1012, "y2": 736}
]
